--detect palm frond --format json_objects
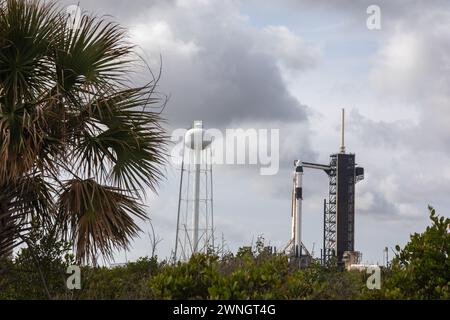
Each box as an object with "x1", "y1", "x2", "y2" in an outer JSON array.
[
  {"x1": 0, "y1": 0, "x2": 59, "y2": 100},
  {"x1": 0, "y1": 173, "x2": 55, "y2": 255},
  {"x1": 53, "y1": 13, "x2": 134, "y2": 93},
  {"x1": 56, "y1": 178, "x2": 147, "y2": 263},
  {"x1": 70, "y1": 86, "x2": 167, "y2": 192}
]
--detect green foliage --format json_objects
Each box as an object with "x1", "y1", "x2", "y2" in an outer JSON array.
[
  {"x1": 376, "y1": 206, "x2": 450, "y2": 299},
  {"x1": 0, "y1": 207, "x2": 448, "y2": 300},
  {"x1": 209, "y1": 252, "x2": 289, "y2": 299},
  {"x1": 149, "y1": 254, "x2": 219, "y2": 299},
  {"x1": 79, "y1": 257, "x2": 159, "y2": 299},
  {"x1": 0, "y1": 226, "x2": 74, "y2": 299}
]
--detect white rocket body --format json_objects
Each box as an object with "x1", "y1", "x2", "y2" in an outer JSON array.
[{"x1": 293, "y1": 161, "x2": 303, "y2": 257}]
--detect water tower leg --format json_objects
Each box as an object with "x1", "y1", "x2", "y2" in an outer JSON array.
[{"x1": 192, "y1": 151, "x2": 201, "y2": 253}]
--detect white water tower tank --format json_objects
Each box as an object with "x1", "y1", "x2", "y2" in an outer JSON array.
[{"x1": 184, "y1": 120, "x2": 212, "y2": 150}]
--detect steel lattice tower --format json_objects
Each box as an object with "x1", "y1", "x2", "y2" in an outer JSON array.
[{"x1": 173, "y1": 121, "x2": 214, "y2": 261}]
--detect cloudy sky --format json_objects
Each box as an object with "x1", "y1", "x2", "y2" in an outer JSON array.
[{"x1": 60, "y1": 0, "x2": 450, "y2": 264}]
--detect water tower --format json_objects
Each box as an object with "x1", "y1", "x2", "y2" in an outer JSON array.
[{"x1": 174, "y1": 121, "x2": 214, "y2": 261}]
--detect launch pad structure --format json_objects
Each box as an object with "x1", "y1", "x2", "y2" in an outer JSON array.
[
  {"x1": 174, "y1": 112, "x2": 363, "y2": 267},
  {"x1": 286, "y1": 109, "x2": 364, "y2": 266}
]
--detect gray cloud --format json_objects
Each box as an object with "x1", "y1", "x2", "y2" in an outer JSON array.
[
  {"x1": 59, "y1": 0, "x2": 174, "y2": 20},
  {"x1": 59, "y1": 0, "x2": 319, "y2": 129},
  {"x1": 275, "y1": 0, "x2": 450, "y2": 18},
  {"x1": 349, "y1": 109, "x2": 450, "y2": 222},
  {"x1": 366, "y1": 5, "x2": 450, "y2": 153},
  {"x1": 134, "y1": 3, "x2": 317, "y2": 128}
]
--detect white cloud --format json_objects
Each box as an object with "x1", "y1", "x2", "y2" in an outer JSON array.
[
  {"x1": 131, "y1": 21, "x2": 201, "y2": 58},
  {"x1": 257, "y1": 25, "x2": 321, "y2": 71},
  {"x1": 357, "y1": 191, "x2": 375, "y2": 211},
  {"x1": 368, "y1": 8, "x2": 450, "y2": 149},
  {"x1": 370, "y1": 31, "x2": 424, "y2": 96}
]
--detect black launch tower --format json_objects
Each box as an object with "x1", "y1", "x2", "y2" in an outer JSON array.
[{"x1": 323, "y1": 153, "x2": 364, "y2": 264}]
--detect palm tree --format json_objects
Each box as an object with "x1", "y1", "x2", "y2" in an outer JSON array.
[{"x1": 0, "y1": 0, "x2": 167, "y2": 263}]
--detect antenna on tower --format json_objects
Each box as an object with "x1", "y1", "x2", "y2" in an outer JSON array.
[{"x1": 340, "y1": 108, "x2": 346, "y2": 154}]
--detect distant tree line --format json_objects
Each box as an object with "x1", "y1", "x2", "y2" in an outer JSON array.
[{"x1": 0, "y1": 207, "x2": 448, "y2": 300}]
